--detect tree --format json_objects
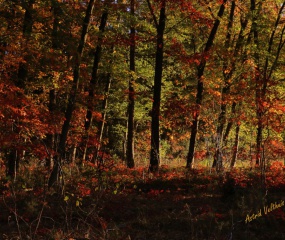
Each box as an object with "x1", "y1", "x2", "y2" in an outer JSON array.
[
  {"x1": 83, "y1": 1, "x2": 109, "y2": 163},
  {"x1": 6, "y1": 0, "x2": 35, "y2": 180},
  {"x1": 147, "y1": 0, "x2": 166, "y2": 172},
  {"x1": 44, "y1": 0, "x2": 62, "y2": 169},
  {"x1": 212, "y1": 0, "x2": 249, "y2": 170},
  {"x1": 48, "y1": 0, "x2": 96, "y2": 188},
  {"x1": 250, "y1": 0, "x2": 285, "y2": 167},
  {"x1": 126, "y1": 0, "x2": 136, "y2": 168},
  {"x1": 186, "y1": 0, "x2": 228, "y2": 169}
]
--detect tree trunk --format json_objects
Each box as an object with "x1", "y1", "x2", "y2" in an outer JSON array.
[
  {"x1": 223, "y1": 102, "x2": 237, "y2": 146},
  {"x1": 7, "y1": 0, "x2": 35, "y2": 179},
  {"x1": 83, "y1": 4, "x2": 109, "y2": 162},
  {"x1": 149, "y1": 0, "x2": 166, "y2": 173},
  {"x1": 126, "y1": 0, "x2": 135, "y2": 168},
  {"x1": 48, "y1": 0, "x2": 96, "y2": 188},
  {"x1": 51, "y1": 0, "x2": 60, "y2": 49},
  {"x1": 256, "y1": 1, "x2": 285, "y2": 167},
  {"x1": 6, "y1": 150, "x2": 19, "y2": 181},
  {"x1": 230, "y1": 123, "x2": 240, "y2": 169},
  {"x1": 17, "y1": 0, "x2": 34, "y2": 88},
  {"x1": 45, "y1": 89, "x2": 56, "y2": 169},
  {"x1": 94, "y1": 73, "x2": 112, "y2": 162},
  {"x1": 186, "y1": 0, "x2": 227, "y2": 169},
  {"x1": 213, "y1": 2, "x2": 248, "y2": 170},
  {"x1": 213, "y1": 1, "x2": 235, "y2": 171},
  {"x1": 45, "y1": 1, "x2": 60, "y2": 169},
  {"x1": 250, "y1": 0, "x2": 262, "y2": 166}
]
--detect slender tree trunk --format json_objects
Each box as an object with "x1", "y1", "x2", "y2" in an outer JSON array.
[
  {"x1": 45, "y1": 89, "x2": 56, "y2": 168},
  {"x1": 223, "y1": 102, "x2": 237, "y2": 145},
  {"x1": 51, "y1": 0, "x2": 60, "y2": 49},
  {"x1": 255, "y1": 108, "x2": 263, "y2": 166},
  {"x1": 256, "y1": 1, "x2": 285, "y2": 168},
  {"x1": 250, "y1": 0, "x2": 262, "y2": 166},
  {"x1": 213, "y1": 2, "x2": 248, "y2": 170},
  {"x1": 126, "y1": 0, "x2": 135, "y2": 168},
  {"x1": 83, "y1": 4, "x2": 109, "y2": 162},
  {"x1": 71, "y1": 146, "x2": 77, "y2": 165},
  {"x1": 230, "y1": 123, "x2": 240, "y2": 169},
  {"x1": 7, "y1": 0, "x2": 35, "y2": 179},
  {"x1": 45, "y1": 1, "x2": 60, "y2": 169},
  {"x1": 186, "y1": 0, "x2": 227, "y2": 169},
  {"x1": 48, "y1": 0, "x2": 96, "y2": 188},
  {"x1": 94, "y1": 73, "x2": 112, "y2": 162},
  {"x1": 223, "y1": 12, "x2": 252, "y2": 147},
  {"x1": 149, "y1": 0, "x2": 166, "y2": 173},
  {"x1": 16, "y1": 0, "x2": 34, "y2": 88},
  {"x1": 213, "y1": 1, "x2": 235, "y2": 171},
  {"x1": 6, "y1": 149, "x2": 19, "y2": 181}
]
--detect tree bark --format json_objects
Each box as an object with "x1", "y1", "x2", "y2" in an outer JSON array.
[
  {"x1": 212, "y1": 2, "x2": 248, "y2": 170},
  {"x1": 256, "y1": 1, "x2": 285, "y2": 167},
  {"x1": 17, "y1": 0, "x2": 35, "y2": 88},
  {"x1": 83, "y1": 3, "x2": 109, "y2": 163},
  {"x1": 126, "y1": 0, "x2": 135, "y2": 168},
  {"x1": 45, "y1": 89, "x2": 56, "y2": 168},
  {"x1": 48, "y1": 0, "x2": 96, "y2": 188},
  {"x1": 186, "y1": 0, "x2": 227, "y2": 169},
  {"x1": 94, "y1": 72, "x2": 112, "y2": 162},
  {"x1": 213, "y1": 1, "x2": 235, "y2": 171},
  {"x1": 250, "y1": 0, "x2": 262, "y2": 167},
  {"x1": 149, "y1": 0, "x2": 166, "y2": 173},
  {"x1": 223, "y1": 102, "x2": 237, "y2": 146},
  {"x1": 45, "y1": 1, "x2": 60, "y2": 169},
  {"x1": 230, "y1": 123, "x2": 240, "y2": 169},
  {"x1": 6, "y1": 148, "x2": 19, "y2": 181},
  {"x1": 7, "y1": 0, "x2": 35, "y2": 179}
]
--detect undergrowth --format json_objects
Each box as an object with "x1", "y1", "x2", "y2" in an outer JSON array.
[{"x1": 0, "y1": 163, "x2": 285, "y2": 239}]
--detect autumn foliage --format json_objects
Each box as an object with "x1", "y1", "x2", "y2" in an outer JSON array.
[{"x1": 1, "y1": 0, "x2": 285, "y2": 238}]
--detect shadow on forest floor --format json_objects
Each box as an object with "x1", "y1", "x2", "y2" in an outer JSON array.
[{"x1": 1, "y1": 166, "x2": 285, "y2": 239}]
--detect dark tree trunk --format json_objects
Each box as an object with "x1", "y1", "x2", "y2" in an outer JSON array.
[
  {"x1": 213, "y1": 90, "x2": 229, "y2": 170},
  {"x1": 45, "y1": 1, "x2": 60, "y2": 169},
  {"x1": 45, "y1": 89, "x2": 56, "y2": 168},
  {"x1": 186, "y1": 0, "x2": 227, "y2": 169},
  {"x1": 8, "y1": 0, "x2": 34, "y2": 179},
  {"x1": 222, "y1": 14, "x2": 250, "y2": 147},
  {"x1": 230, "y1": 123, "x2": 240, "y2": 169},
  {"x1": 17, "y1": 0, "x2": 34, "y2": 88},
  {"x1": 83, "y1": 5, "x2": 109, "y2": 162},
  {"x1": 6, "y1": 150, "x2": 19, "y2": 181},
  {"x1": 94, "y1": 72, "x2": 112, "y2": 162},
  {"x1": 51, "y1": 0, "x2": 60, "y2": 49},
  {"x1": 250, "y1": 0, "x2": 262, "y2": 166},
  {"x1": 126, "y1": 0, "x2": 135, "y2": 168},
  {"x1": 48, "y1": 0, "x2": 96, "y2": 188},
  {"x1": 255, "y1": 1, "x2": 285, "y2": 167},
  {"x1": 149, "y1": 0, "x2": 166, "y2": 173},
  {"x1": 213, "y1": 2, "x2": 248, "y2": 170},
  {"x1": 223, "y1": 102, "x2": 237, "y2": 145},
  {"x1": 213, "y1": 2, "x2": 235, "y2": 171},
  {"x1": 22, "y1": 0, "x2": 34, "y2": 37}
]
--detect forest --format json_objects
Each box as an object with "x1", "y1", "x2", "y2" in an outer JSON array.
[{"x1": 1, "y1": 0, "x2": 285, "y2": 239}]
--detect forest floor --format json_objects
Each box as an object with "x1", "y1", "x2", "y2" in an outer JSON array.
[{"x1": 1, "y1": 164, "x2": 285, "y2": 239}]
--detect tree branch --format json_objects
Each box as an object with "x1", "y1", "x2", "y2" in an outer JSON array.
[{"x1": 146, "y1": 0, "x2": 159, "y2": 28}]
